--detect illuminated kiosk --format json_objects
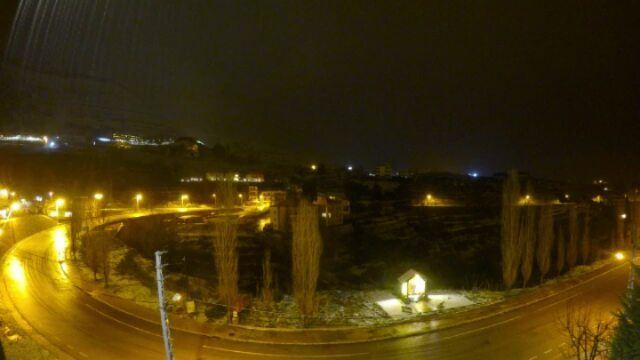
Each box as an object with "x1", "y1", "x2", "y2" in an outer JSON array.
[{"x1": 398, "y1": 269, "x2": 427, "y2": 302}]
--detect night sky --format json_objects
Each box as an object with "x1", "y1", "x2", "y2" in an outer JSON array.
[{"x1": 1, "y1": 1, "x2": 640, "y2": 182}]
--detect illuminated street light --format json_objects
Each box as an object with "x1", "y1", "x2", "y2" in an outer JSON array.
[
  {"x1": 347, "y1": 165, "x2": 353, "y2": 171},
  {"x1": 311, "y1": 164, "x2": 317, "y2": 171},
  {"x1": 55, "y1": 198, "x2": 65, "y2": 218},
  {"x1": 94, "y1": 193, "x2": 104, "y2": 201},
  {"x1": 135, "y1": 193, "x2": 143, "y2": 210},
  {"x1": 48, "y1": 191, "x2": 54, "y2": 198},
  {"x1": 0, "y1": 189, "x2": 8, "y2": 198},
  {"x1": 10, "y1": 202, "x2": 21, "y2": 212},
  {"x1": 621, "y1": 213, "x2": 627, "y2": 219},
  {"x1": 615, "y1": 252, "x2": 625, "y2": 261},
  {"x1": 181, "y1": 194, "x2": 189, "y2": 207}
]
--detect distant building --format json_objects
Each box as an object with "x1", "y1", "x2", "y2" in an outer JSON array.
[
  {"x1": 314, "y1": 193, "x2": 351, "y2": 226},
  {"x1": 248, "y1": 186, "x2": 259, "y2": 201},
  {"x1": 375, "y1": 164, "x2": 393, "y2": 177},
  {"x1": 261, "y1": 190, "x2": 287, "y2": 205},
  {"x1": 269, "y1": 204, "x2": 290, "y2": 231}
]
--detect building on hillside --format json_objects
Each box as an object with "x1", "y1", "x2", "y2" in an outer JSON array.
[{"x1": 245, "y1": 172, "x2": 265, "y2": 183}]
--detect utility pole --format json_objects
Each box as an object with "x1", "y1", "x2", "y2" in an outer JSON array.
[{"x1": 155, "y1": 251, "x2": 174, "y2": 360}]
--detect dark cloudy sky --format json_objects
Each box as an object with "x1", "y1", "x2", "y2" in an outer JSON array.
[{"x1": 1, "y1": 1, "x2": 640, "y2": 182}]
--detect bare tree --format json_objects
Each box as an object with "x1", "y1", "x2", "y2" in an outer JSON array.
[
  {"x1": 212, "y1": 217, "x2": 239, "y2": 322},
  {"x1": 581, "y1": 205, "x2": 591, "y2": 264},
  {"x1": 99, "y1": 232, "x2": 112, "y2": 287},
  {"x1": 557, "y1": 304, "x2": 613, "y2": 360},
  {"x1": 537, "y1": 205, "x2": 554, "y2": 282},
  {"x1": 520, "y1": 204, "x2": 536, "y2": 287},
  {"x1": 292, "y1": 199, "x2": 323, "y2": 326},
  {"x1": 81, "y1": 230, "x2": 112, "y2": 286},
  {"x1": 501, "y1": 169, "x2": 521, "y2": 289},
  {"x1": 567, "y1": 205, "x2": 579, "y2": 269},
  {"x1": 557, "y1": 225, "x2": 566, "y2": 275}
]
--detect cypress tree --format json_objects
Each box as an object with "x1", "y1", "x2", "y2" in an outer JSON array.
[{"x1": 610, "y1": 283, "x2": 640, "y2": 359}]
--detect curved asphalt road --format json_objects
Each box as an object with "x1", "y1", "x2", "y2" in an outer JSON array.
[{"x1": 1, "y1": 221, "x2": 629, "y2": 359}]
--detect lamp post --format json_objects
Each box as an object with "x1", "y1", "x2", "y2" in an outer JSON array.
[
  {"x1": 212, "y1": 193, "x2": 217, "y2": 207},
  {"x1": 181, "y1": 194, "x2": 188, "y2": 207}
]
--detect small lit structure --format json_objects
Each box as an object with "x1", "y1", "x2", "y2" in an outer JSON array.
[{"x1": 398, "y1": 269, "x2": 427, "y2": 302}]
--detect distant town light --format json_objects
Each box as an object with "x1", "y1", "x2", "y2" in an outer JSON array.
[
  {"x1": 614, "y1": 252, "x2": 625, "y2": 261},
  {"x1": 468, "y1": 172, "x2": 479, "y2": 178},
  {"x1": 10, "y1": 202, "x2": 21, "y2": 211},
  {"x1": 0, "y1": 189, "x2": 8, "y2": 198},
  {"x1": 135, "y1": 193, "x2": 143, "y2": 201},
  {"x1": 94, "y1": 193, "x2": 104, "y2": 201},
  {"x1": 55, "y1": 198, "x2": 65, "y2": 207},
  {"x1": 311, "y1": 164, "x2": 317, "y2": 171},
  {"x1": 621, "y1": 213, "x2": 627, "y2": 219},
  {"x1": 347, "y1": 165, "x2": 353, "y2": 171},
  {"x1": 48, "y1": 191, "x2": 54, "y2": 198},
  {"x1": 35, "y1": 195, "x2": 43, "y2": 202},
  {"x1": 564, "y1": 194, "x2": 570, "y2": 199}
]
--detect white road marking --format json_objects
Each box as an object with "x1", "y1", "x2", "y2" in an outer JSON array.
[
  {"x1": 527, "y1": 356, "x2": 538, "y2": 360},
  {"x1": 544, "y1": 348, "x2": 553, "y2": 354},
  {"x1": 84, "y1": 303, "x2": 162, "y2": 338},
  {"x1": 203, "y1": 345, "x2": 368, "y2": 358}
]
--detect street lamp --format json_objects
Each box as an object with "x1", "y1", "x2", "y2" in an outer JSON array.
[
  {"x1": 238, "y1": 193, "x2": 243, "y2": 205},
  {"x1": 94, "y1": 193, "x2": 104, "y2": 201},
  {"x1": 181, "y1": 194, "x2": 189, "y2": 207},
  {"x1": 135, "y1": 193, "x2": 143, "y2": 210},
  {"x1": 615, "y1": 252, "x2": 625, "y2": 261},
  {"x1": 212, "y1": 193, "x2": 217, "y2": 206},
  {"x1": 311, "y1": 164, "x2": 317, "y2": 171}
]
